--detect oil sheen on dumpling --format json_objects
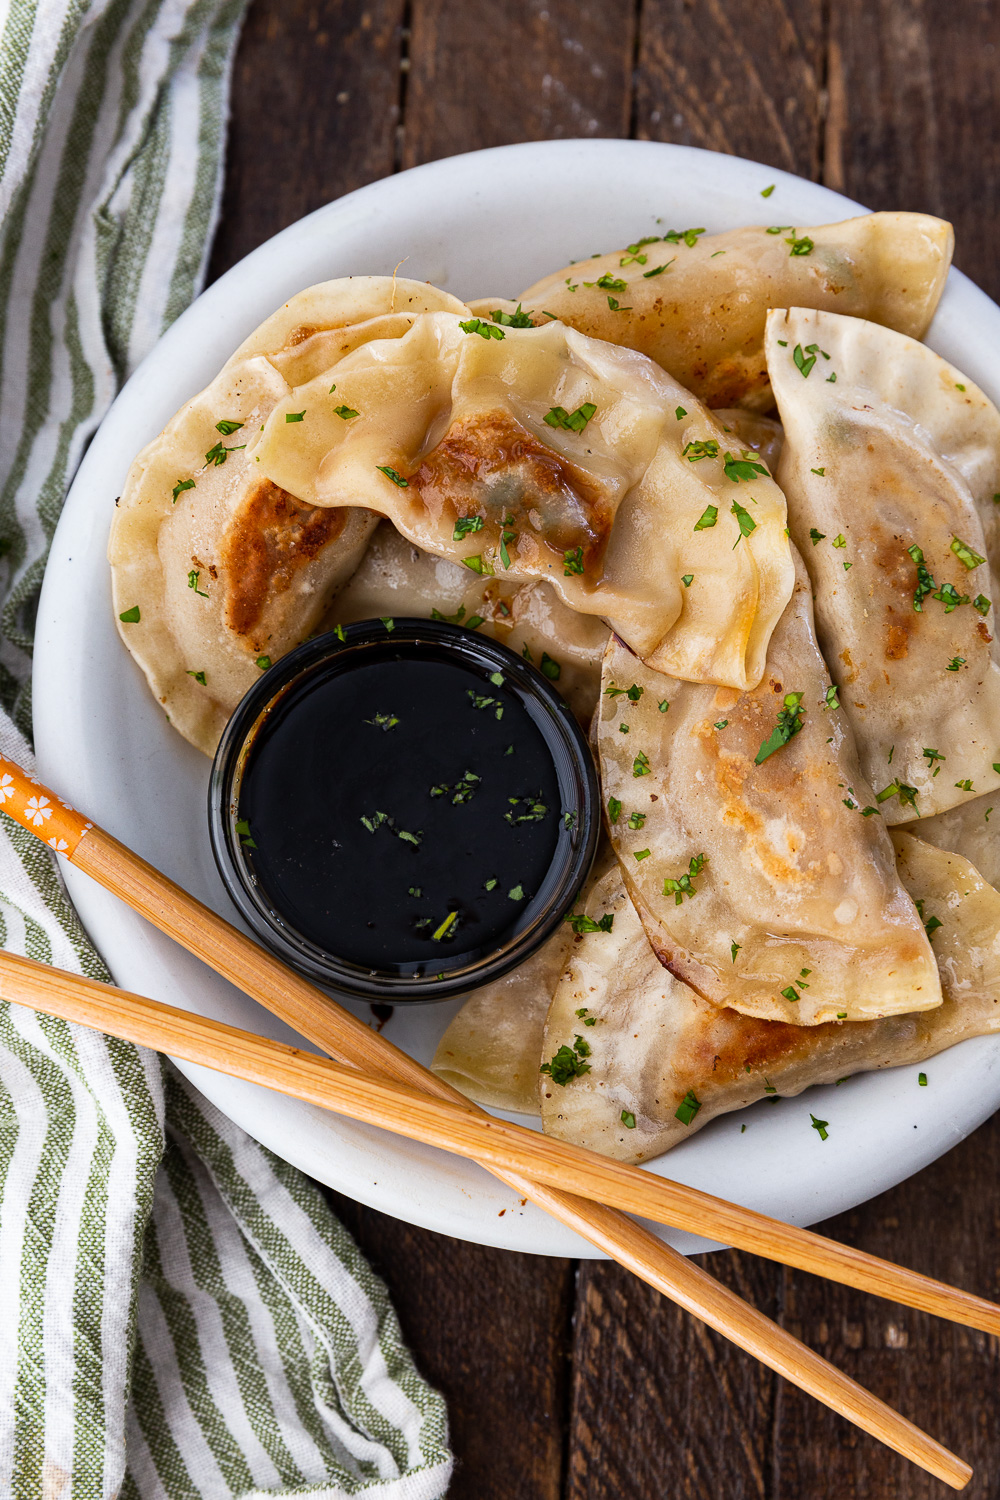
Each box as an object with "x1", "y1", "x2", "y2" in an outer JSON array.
[
  {"x1": 329, "y1": 521, "x2": 610, "y2": 723},
  {"x1": 510, "y1": 213, "x2": 953, "y2": 409},
  {"x1": 768, "y1": 306, "x2": 1000, "y2": 823},
  {"x1": 597, "y1": 549, "x2": 941, "y2": 1025},
  {"x1": 540, "y1": 836, "x2": 999, "y2": 1162},
  {"x1": 110, "y1": 277, "x2": 465, "y2": 754},
  {"x1": 253, "y1": 312, "x2": 794, "y2": 692}
]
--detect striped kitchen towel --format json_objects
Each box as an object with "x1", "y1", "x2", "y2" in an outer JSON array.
[{"x1": 0, "y1": 3, "x2": 453, "y2": 1498}]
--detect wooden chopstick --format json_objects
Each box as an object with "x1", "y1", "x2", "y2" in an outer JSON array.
[
  {"x1": 5, "y1": 761, "x2": 972, "y2": 1488},
  {"x1": 4, "y1": 944, "x2": 997, "y2": 1343}
]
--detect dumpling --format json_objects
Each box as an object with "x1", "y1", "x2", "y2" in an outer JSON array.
[
  {"x1": 767, "y1": 307, "x2": 1000, "y2": 823},
  {"x1": 908, "y1": 791, "x2": 1000, "y2": 891},
  {"x1": 329, "y1": 521, "x2": 610, "y2": 723},
  {"x1": 597, "y1": 549, "x2": 941, "y2": 1025},
  {"x1": 253, "y1": 311, "x2": 794, "y2": 691},
  {"x1": 110, "y1": 277, "x2": 465, "y2": 754},
  {"x1": 509, "y1": 213, "x2": 952, "y2": 409},
  {"x1": 712, "y1": 409, "x2": 784, "y2": 474},
  {"x1": 541, "y1": 834, "x2": 1000, "y2": 1163}
]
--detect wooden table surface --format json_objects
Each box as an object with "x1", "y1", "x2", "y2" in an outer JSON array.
[{"x1": 208, "y1": 4, "x2": 1000, "y2": 1495}]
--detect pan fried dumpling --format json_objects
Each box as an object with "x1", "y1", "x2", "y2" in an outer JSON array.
[
  {"x1": 543, "y1": 835, "x2": 1000, "y2": 1163},
  {"x1": 329, "y1": 522, "x2": 609, "y2": 723},
  {"x1": 512, "y1": 213, "x2": 952, "y2": 409},
  {"x1": 255, "y1": 312, "x2": 794, "y2": 690},
  {"x1": 110, "y1": 277, "x2": 466, "y2": 754},
  {"x1": 597, "y1": 550, "x2": 941, "y2": 1025},
  {"x1": 768, "y1": 307, "x2": 1000, "y2": 823}
]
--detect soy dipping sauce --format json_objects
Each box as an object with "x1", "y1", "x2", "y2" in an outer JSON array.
[{"x1": 237, "y1": 643, "x2": 567, "y2": 977}]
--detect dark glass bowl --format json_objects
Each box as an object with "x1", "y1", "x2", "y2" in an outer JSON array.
[{"x1": 208, "y1": 617, "x2": 599, "y2": 1001}]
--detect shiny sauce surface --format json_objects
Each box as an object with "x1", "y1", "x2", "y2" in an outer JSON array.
[{"x1": 238, "y1": 649, "x2": 563, "y2": 975}]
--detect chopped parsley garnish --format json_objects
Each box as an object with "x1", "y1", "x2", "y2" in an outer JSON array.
[
  {"x1": 955, "y1": 779, "x2": 974, "y2": 791},
  {"x1": 761, "y1": 183, "x2": 775, "y2": 197},
  {"x1": 663, "y1": 853, "x2": 707, "y2": 905},
  {"x1": 409, "y1": 887, "x2": 422, "y2": 897},
  {"x1": 215, "y1": 418, "x2": 244, "y2": 435},
  {"x1": 607, "y1": 296, "x2": 631, "y2": 311},
  {"x1": 563, "y1": 545, "x2": 585, "y2": 575},
  {"x1": 933, "y1": 582, "x2": 969, "y2": 612},
  {"x1": 459, "y1": 317, "x2": 505, "y2": 340},
  {"x1": 951, "y1": 536, "x2": 986, "y2": 570},
  {"x1": 505, "y1": 794, "x2": 547, "y2": 825},
  {"x1": 462, "y1": 554, "x2": 494, "y2": 575},
  {"x1": 187, "y1": 569, "x2": 208, "y2": 597},
  {"x1": 754, "y1": 691, "x2": 805, "y2": 764},
  {"x1": 723, "y1": 451, "x2": 768, "y2": 483},
  {"x1": 832, "y1": 533, "x2": 846, "y2": 549},
  {"x1": 545, "y1": 402, "x2": 597, "y2": 433},
  {"x1": 683, "y1": 438, "x2": 719, "y2": 462},
  {"x1": 675, "y1": 1090, "x2": 702, "y2": 1126},
  {"x1": 627, "y1": 811, "x2": 646, "y2": 830},
  {"x1": 499, "y1": 523, "x2": 516, "y2": 569},
  {"x1": 766, "y1": 226, "x2": 793, "y2": 234},
  {"x1": 919, "y1": 1072, "x2": 928, "y2": 1086},
  {"x1": 593, "y1": 273, "x2": 627, "y2": 293},
  {"x1": 619, "y1": 723, "x2": 630, "y2": 734},
  {"x1": 792, "y1": 343, "x2": 817, "y2": 378},
  {"x1": 974, "y1": 594, "x2": 992, "y2": 615},
  {"x1": 714, "y1": 719, "x2": 728, "y2": 730},
  {"x1": 563, "y1": 810, "x2": 577, "y2": 829},
  {"x1": 467, "y1": 689, "x2": 503, "y2": 719},
  {"x1": 621, "y1": 1110, "x2": 636, "y2": 1129},
  {"x1": 663, "y1": 227, "x2": 705, "y2": 247},
  {"x1": 490, "y1": 303, "x2": 534, "y2": 327},
  {"x1": 334, "y1": 405, "x2": 359, "y2": 419},
  {"x1": 186, "y1": 670, "x2": 207, "y2": 685},
  {"x1": 540, "y1": 653, "x2": 560, "y2": 680},
  {"x1": 204, "y1": 439, "x2": 246, "y2": 465},
  {"x1": 431, "y1": 769, "x2": 480, "y2": 804},
  {"x1": 694, "y1": 504, "x2": 718, "y2": 531},
  {"x1": 731, "y1": 941, "x2": 741, "y2": 962},
  {"x1": 508, "y1": 884, "x2": 526, "y2": 901},
  {"x1": 809, "y1": 527, "x2": 826, "y2": 545},
  {"x1": 285, "y1": 411, "x2": 305, "y2": 423},
  {"x1": 682, "y1": 573, "x2": 694, "y2": 587},
  {"x1": 365, "y1": 712, "x2": 400, "y2": 732},
  {"x1": 255, "y1": 655, "x2": 271, "y2": 670},
  {"x1": 633, "y1": 848, "x2": 651, "y2": 861},
  {"x1": 490, "y1": 672, "x2": 504, "y2": 686},
  {"x1": 484, "y1": 877, "x2": 498, "y2": 891},
  {"x1": 658, "y1": 700, "x2": 669, "y2": 712},
  {"x1": 633, "y1": 751, "x2": 650, "y2": 777},
  {"x1": 731, "y1": 500, "x2": 756, "y2": 547},
  {"x1": 330, "y1": 624, "x2": 346, "y2": 641},
  {"x1": 946, "y1": 656, "x2": 966, "y2": 671},
  {"x1": 810, "y1": 1114, "x2": 829, "y2": 1141},
  {"x1": 565, "y1": 911, "x2": 614, "y2": 934},
  {"x1": 875, "y1": 780, "x2": 919, "y2": 810},
  {"x1": 908, "y1": 543, "x2": 935, "y2": 611},
  {"x1": 235, "y1": 818, "x2": 256, "y2": 850},
  {"x1": 431, "y1": 911, "x2": 459, "y2": 942},
  {"x1": 675, "y1": 406, "x2": 687, "y2": 419},
  {"x1": 811, "y1": 467, "x2": 826, "y2": 477},
  {"x1": 377, "y1": 465, "x2": 408, "y2": 487},
  {"x1": 431, "y1": 604, "x2": 469, "y2": 625},
  {"x1": 119, "y1": 605, "x2": 140, "y2": 623},
  {"x1": 172, "y1": 478, "x2": 195, "y2": 502},
  {"x1": 643, "y1": 261, "x2": 673, "y2": 278},
  {"x1": 786, "y1": 235, "x2": 814, "y2": 256},
  {"x1": 626, "y1": 683, "x2": 643, "y2": 701},
  {"x1": 540, "y1": 1035, "x2": 591, "y2": 1085},
  {"x1": 380, "y1": 616, "x2": 395, "y2": 632},
  {"x1": 922, "y1": 747, "x2": 945, "y2": 765},
  {"x1": 607, "y1": 795, "x2": 622, "y2": 824},
  {"x1": 822, "y1": 685, "x2": 839, "y2": 710}
]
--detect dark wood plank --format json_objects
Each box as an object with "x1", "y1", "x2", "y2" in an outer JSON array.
[
  {"x1": 566, "y1": 1250, "x2": 782, "y2": 1500},
  {"x1": 400, "y1": 0, "x2": 636, "y2": 169},
  {"x1": 634, "y1": 0, "x2": 824, "y2": 180},
  {"x1": 326, "y1": 1191, "x2": 575, "y2": 1500},
  {"x1": 825, "y1": 0, "x2": 1000, "y2": 299},
  {"x1": 208, "y1": 0, "x2": 406, "y2": 280}
]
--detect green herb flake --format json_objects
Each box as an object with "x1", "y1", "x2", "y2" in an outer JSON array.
[
  {"x1": 633, "y1": 751, "x2": 651, "y2": 777},
  {"x1": 810, "y1": 1114, "x2": 829, "y2": 1141},
  {"x1": 285, "y1": 411, "x2": 305, "y2": 423},
  {"x1": 918, "y1": 1072, "x2": 928, "y2": 1086},
  {"x1": 333, "y1": 405, "x2": 359, "y2": 420},
  {"x1": 545, "y1": 402, "x2": 597, "y2": 433},
  {"x1": 723, "y1": 451, "x2": 768, "y2": 483},
  {"x1": 643, "y1": 261, "x2": 674, "y2": 278},
  {"x1": 540, "y1": 1037, "x2": 592, "y2": 1086},
  {"x1": 119, "y1": 605, "x2": 140, "y2": 623},
  {"x1": 663, "y1": 227, "x2": 705, "y2": 247},
  {"x1": 365, "y1": 711, "x2": 399, "y2": 732},
  {"x1": 215, "y1": 418, "x2": 244, "y2": 436},
  {"x1": 823, "y1": 685, "x2": 840, "y2": 710},
  {"x1": 731, "y1": 500, "x2": 757, "y2": 547},
  {"x1": 563, "y1": 545, "x2": 585, "y2": 576},
  {"x1": 462, "y1": 554, "x2": 494, "y2": 576},
  {"x1": 607, "y1": 796, "x2": 622, "y2": 824},
  {"x1": 809, "y1": 527, "x2": 826, "y2": 545},
  {"x1": 490, "y1": 303, "x2": 534, "y2": 327},
  {"x1": 731, "y1": 941, "x2": 741, "y2": 962},
  {"x1": 186, "y1": 669, "x2": 207, "y2": 685},
  {"x1": 810, "y1": 467, "x2": 825, "y2": 476},
  {"x1": 620, "y1": 1110, "x2": 637, "y2": 1129},
  {"x1": 380, "y1": 617, "x2": 395, "y2": 633},
  {"x1": 187, "y1": 569, "x2": 208, "y2": 597},
  {"x1": 663, "y1": 853, "x2": 707, "y2": 905},
  {"x1": 683, "y1": 438, "x2": 719, "y2": 463},
  {"x1": 658, "y1": 700, "x2": 669, "y2": 713},
  {"x1": 484, "y1": 877, "x2": 497, "y2": 891},
  {"x1": 504, "y1": 794, "x2": 547, "y2": 826},
  {"x1": 946, "y1": 656, "x2": 966, "y2": 671},
  {"x1": 172, "y1": 478, "x2": 195, "y2": 502},
  {"x1": 431, "y1": 911, "x2": 460, "y2": 942},
  {"x1": 540, "y1": 653, "x2": 560, "y2": 681},
  {"x1": 255, "y1": 655, "x2": 271, "y2": 670},
  {"x1": 627, "y1": 811, "x2": 646, "y2": 830},
  {"x1": 565, "y1": 911, "x2": 613, "y2": 935},
  {"x1": 459, "y1": 316, "x2": 505, "y2": 340},
  {"x1": 955, "y1": 779, "x2": 974, "y2": 791},
  {"x1": 235, "y1": 818, "x2": 256, "y2": 850},
  {"x1": 675, "y1": 406, "x2": 687, "y2": 419},
  {"x1": 875, "y1": 780, "x2": 919, "y2": 810},
  {"x1": 619, "y1": 723, "x2": 630, "y2": 734},
  {"x1": 755, "y1": 691, "x2": 805, "y2": 765},
  {"x1": 786, "y1": 234, "x2": 814, "y2": 256},
  {"x1": 675, "y1": 1090, "x2": 702, "y2": 1126},
  {"x1": 694, "y1": 504, "x2": 718, "y2": 531},
  {"x1": 974, "y1": 594, "x2": 992, "y2": 615},
  {"x1": 714, "y1": 719, "x2": 728, "y2": 730},
  {"x1": 793, "y1": 343, "x2": 817, "y2": 378},
  {"x1": 951, "y1": 535, "x2": 986, "y2": 570},
  {"x1": 908, "y1": 543, "x2": 936, "y2": 612},
  {"x1": 760, "y1": 184, "x2": 775, "y2": 198},
  {"x1": 508, "y1": 884, "x2": 525, "y2": 901},
  {"x1": 682, "y1": 573, "x2": 694, "y2": 587},
  {"x1": 377, "y1": 464, "x2": 408, "y2": 487}
]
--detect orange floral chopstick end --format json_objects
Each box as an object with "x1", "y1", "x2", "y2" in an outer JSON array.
[{"x1": 0, "y1": 758, "x2": 92, "y2": 857}]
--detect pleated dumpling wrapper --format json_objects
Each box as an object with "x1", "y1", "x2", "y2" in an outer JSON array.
[
  {"x1": 110, "y1": 277, "x2": 468, "y2": 754},
  {"x1": 502, "y1": 213, "x2": 952, "y2": 409},
  {"x1": 768, "y1": 306, "x2": 1000, "y2": 823},
  {"x1": 253, "y1": 311, "x2": 794, "y2": 691},
  {"x1": 541, "y1": 835, "x2": 1000, "y2": 1163},
  {"x1": 330, "y1": 521, "x2": 610, "y2": 724},
  {"x1": 597, "y1": 548, "x2": 941, "y2": 1025},
  {"x1": 910, "y1": 791, "x2": 1000, "y2": 891}
]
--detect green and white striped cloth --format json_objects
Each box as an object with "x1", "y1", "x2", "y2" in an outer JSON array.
[{"x1": 0, "y1": 3, "x2": 453, "y2": 1497}]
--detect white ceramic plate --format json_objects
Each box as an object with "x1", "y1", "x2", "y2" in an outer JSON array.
[{"x1": 33, "y1": 139, "x2": 1000, "y2": 1257}]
